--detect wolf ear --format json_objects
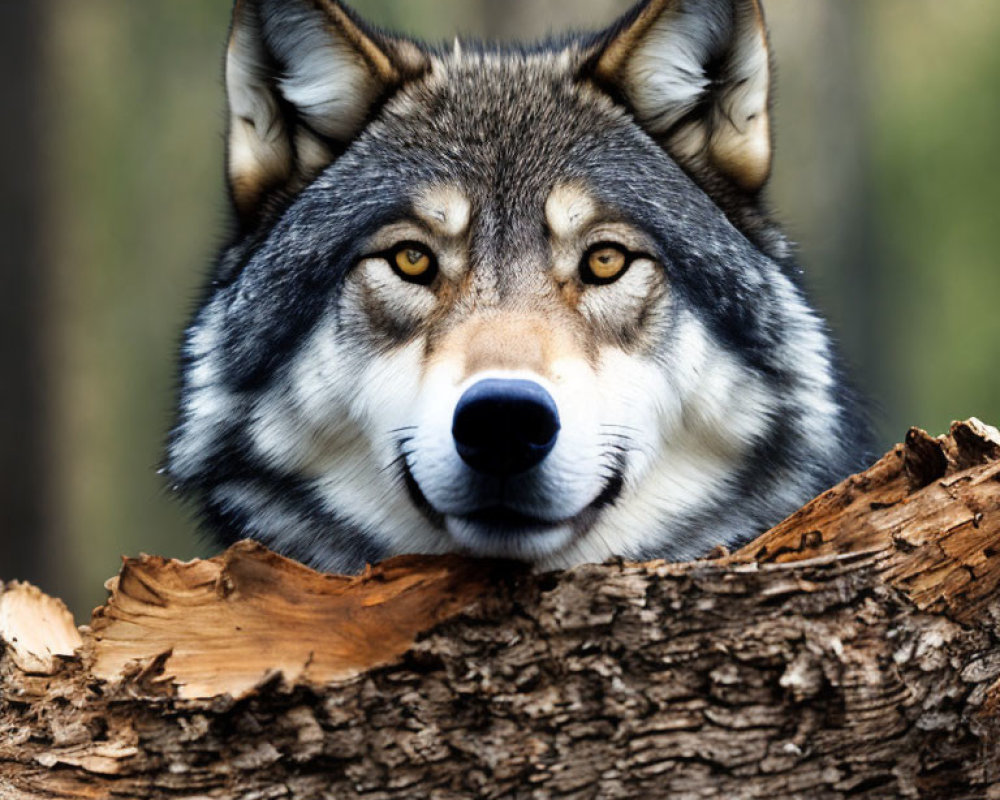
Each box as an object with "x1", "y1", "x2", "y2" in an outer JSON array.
[
  {"x1": 591, "y1": 0, "x2": 771, "y2": 194},
  {"x1": 226, "y1": 0, "x2": 428, "y2": 222}
]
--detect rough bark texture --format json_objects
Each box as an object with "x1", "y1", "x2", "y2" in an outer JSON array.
[{"x1": 2, "y1": 420, "x2": 1000, "y2": 799}]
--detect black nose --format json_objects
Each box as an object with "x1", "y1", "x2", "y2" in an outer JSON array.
[{"x1": 452, "y1": 379, "x2": 560, "y2": 477}]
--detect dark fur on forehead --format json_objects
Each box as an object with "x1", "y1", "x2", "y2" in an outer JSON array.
[
  {"x1": 168, "y1": 0, "x2": 872, "y2": 570},
  {"x1": 229, "y1": 0, "x2": 784, "y2": 250},
  {"x1": 210, "y1": 0, "x2": 796, "y2": 394},
  {"x1": 211, "y1": 26, "x2": 792, "y2": 391}
]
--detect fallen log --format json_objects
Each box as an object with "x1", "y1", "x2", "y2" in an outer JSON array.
[{"x1": 2, "y1": 419, "x2": 999, "y2": 799}]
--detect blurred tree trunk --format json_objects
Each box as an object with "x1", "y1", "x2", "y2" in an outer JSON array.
[
  {"x1": 479, "y1": 0, "x2": 629, "y2": 39},
  {"x1": 767, "y1": 1, "x2": 882, "y2": 434},
  {"x1": 804, "y1": 2, "x2": 881, "y2": 408},
  {"x1": 0, "y1": 4, "x2": 52, "y2": 591}
]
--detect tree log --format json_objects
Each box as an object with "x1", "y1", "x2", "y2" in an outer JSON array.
[{"x1": 2, "y1": 420, "x2": 1000, "y2": 799}]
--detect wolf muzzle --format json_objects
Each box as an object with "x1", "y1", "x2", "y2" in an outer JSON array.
[{"x1": 452, "y1": 379, "x2": 560, "y2": 477}]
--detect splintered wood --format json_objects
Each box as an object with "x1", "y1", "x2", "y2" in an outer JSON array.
[
  {"x1": 742, "y1": 417, "x2": 1000, "y2": 621},
  {"x1": 2, "y1": 419, "x2": 999, "y2": 799},
  {"x1": 88, "y1": 549, "x2": 500, "y2": 698},
  {"x1": 0, "y1": 583, "x2": 80, "y2": 675}
]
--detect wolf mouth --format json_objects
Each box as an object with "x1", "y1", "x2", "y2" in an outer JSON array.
[
  {"x1": 398, "y1": 438, "x2": 626, "y2": 558},
  {"x1": 448, "y1": 507, "x2": 576, "y2": 552},
  {"x1": 461, "y1": 507, "x2": 558, "y2": 528},
  {"x1": 444, "y1": 511, "x2": 575, "y2": 560}
]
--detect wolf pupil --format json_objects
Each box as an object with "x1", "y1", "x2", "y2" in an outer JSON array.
[
  {"x1": 392, "y1": 244, "x2": 435, "y2": 282},
  {"x1": 584, "y1": 245, "x2": 628, "y2": 283}
]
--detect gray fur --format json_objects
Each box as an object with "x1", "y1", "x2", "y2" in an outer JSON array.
[{"x1": 166, "y1": 0, "x2": 871, "y2": 571}]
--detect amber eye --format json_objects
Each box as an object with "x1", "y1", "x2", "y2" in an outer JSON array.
[
  {"x1": 389, "y1": 243, "x2": 437, "y2": 285},
  {"x1": 582, "y1": 244, "x2": 630, "y2": 284}
]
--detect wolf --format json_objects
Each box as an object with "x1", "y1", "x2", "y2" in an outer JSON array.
[{"x1": 166, "y1": 0, "x2": 871, "y2": 572}]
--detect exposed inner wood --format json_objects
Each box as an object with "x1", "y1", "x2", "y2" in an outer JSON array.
[
  {"x1": 1, "y1": 419, "x2": 999, "y2": 799},
  {"x1": 739, "y1": 418, "x2": 1000, "y2": 623},
  {"x1": 0, "y1": 582, "x2": 81, "y2": 675},
  {"x1": 88, "y1": 548, "x2": 502, "y2": 699}
]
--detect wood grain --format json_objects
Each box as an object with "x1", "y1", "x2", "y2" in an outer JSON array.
[{"x1": 2, "y1": 419, "x2": 999, "y2": 799}]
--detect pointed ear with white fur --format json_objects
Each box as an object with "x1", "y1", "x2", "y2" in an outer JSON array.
[
  {"x1": 226, "y1": 0, "x2": 428, "y2": 223},
  {"x1": 592, "y1": 0, "x2": 772, "y2": 194}
]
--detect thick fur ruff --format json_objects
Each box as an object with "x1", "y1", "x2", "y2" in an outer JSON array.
[{"x1": 167, "y1": 0, "x2": 872, "y2": 571}]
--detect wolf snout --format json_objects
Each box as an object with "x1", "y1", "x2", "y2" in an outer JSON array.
[{"x1": 452, "y1": 379, "x2": 560, "y2": 477}]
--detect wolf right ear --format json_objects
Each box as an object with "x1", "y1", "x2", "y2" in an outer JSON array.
[
  {"x1": 226, "y1": 0, "x2": 427, "y2": 223},
  {"x1": 590, "y1": 0, "x2": 772, "y2": 195}
]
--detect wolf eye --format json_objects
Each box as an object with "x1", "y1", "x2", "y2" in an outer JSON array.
[
  {"x1": 389, "y1": 243, "x2": 437, "y2": 285},
  {"x1": 581, "y1": 244, "x2": 630, "y2": 284}
]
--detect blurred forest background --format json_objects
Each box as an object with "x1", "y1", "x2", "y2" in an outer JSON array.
[{"x1": 1, "y1": 0, "x2": 997, "y2": 618}]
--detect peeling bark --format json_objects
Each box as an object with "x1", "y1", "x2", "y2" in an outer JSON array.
[{"x1": 2, "y1": 420, "x2": 1000, "y2": 799}]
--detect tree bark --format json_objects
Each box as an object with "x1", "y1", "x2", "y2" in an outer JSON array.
[{"x1": 2, "y1": 419, "x2": 1000, "y2": 799}]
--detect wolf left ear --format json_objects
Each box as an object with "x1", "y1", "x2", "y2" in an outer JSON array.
[
  {"x1": 591, "y1": 0, "x2": 771, "y2": 194},
  {"x1": 226, "y1": 0, "x2": 428, "y2": 223}
]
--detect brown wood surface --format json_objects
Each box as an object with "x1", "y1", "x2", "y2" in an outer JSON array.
[{"x1": 2, "y1": 420, "x2": 999, "y2": 799}]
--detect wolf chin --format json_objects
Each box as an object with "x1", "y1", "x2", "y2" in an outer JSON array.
[{"x1": 167, "y1": 0, "x2": 871, "y2": 571}]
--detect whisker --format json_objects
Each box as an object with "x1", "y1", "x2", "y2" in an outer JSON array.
[
  {"x1": 600, "y1": 423, "x2": 643, "y2": 434},
  {"x1": 380, "y1": 435, "x2": 417, "y2": 477},
  {"x1": 599, "y1": 433, "x2": 654, "y2": 458},
  {"x1": 379, "y1": 452, "x2": 409, "y2": 476}
]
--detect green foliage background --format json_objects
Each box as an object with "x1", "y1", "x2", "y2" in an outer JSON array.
[{"x1": 33, "y1": 0, "x2": 1000, "y2": 616}]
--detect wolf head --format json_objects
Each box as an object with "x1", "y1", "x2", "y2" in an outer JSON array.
[{"x1": 167, "y1": 0, "x2": 870, "y2": 570}]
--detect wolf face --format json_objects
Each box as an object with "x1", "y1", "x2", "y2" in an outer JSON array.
[{"x1": 167, "y1": 0, "x2": 871, "y2": 571}]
